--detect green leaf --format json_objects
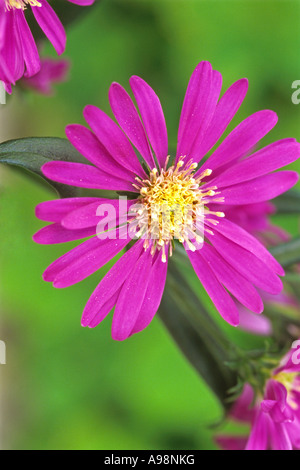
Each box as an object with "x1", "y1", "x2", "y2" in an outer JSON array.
[
  {"x1": 274, "y1": 189, "x2": 300, "y2": 214},
  {"x1": 269, "y1": 237, "x2": 300, "y2": 268},
  {"x1": 0, "y1": 137, "x2": 85, "y2": 198},
  {"x1": 159, "y1": 259, "x2": 237, "y2": 408}
]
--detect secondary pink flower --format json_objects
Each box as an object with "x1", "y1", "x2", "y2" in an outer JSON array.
[
  {"x1": 34, "y1": 61, "x2": 300, "y2": 341},
  {"x1": 225, "y1": 203, "x2": 299, "y2": 336},
  {"x1": 0, "y1": 0, "x2": 94, "y2": 92},
  {"x1": 216, "y1": 344, "x2": 300, "y2": 450},
  {"x1": 225, "y1": 202, "x2": 300, "y2": 336},
  {"x1": 225, "y1": 201, "x2": 291, "y2": 247},
  {"x1": 21, "y1": 56, "x2": 70, "y2": 94}
]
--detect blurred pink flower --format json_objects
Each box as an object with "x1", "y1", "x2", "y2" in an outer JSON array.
[
  {"x1": 216, "y1": 345, "x2": 300, "y2": 450},
  {"x1": 0, "y1": 0, "x2": 94, "y2": 92},
  {"x1": 225, "y1": 203, "x2": 300, "y2": 336},
  {"x1": 21, "y1": 56, "x2": 70, "y2": 94}
]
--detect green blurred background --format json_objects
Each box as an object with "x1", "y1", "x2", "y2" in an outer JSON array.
[{"x1": 0, "y1": 0, "x2": 300, "y2": 450}]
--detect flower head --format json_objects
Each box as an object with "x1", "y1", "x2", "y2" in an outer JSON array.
[
  {"x1": 216, "y1": 343, "x2": 300, "y2": 450},
  {"x1": 34, "y1": 61, "x2": 300, "y2": 340},
  {"x1": 0, "y1": 0, "x2": 94, "y2": 92}
]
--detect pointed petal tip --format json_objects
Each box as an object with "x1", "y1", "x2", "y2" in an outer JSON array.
[{"x1": 229, "y1": 317, "x2": 240, "y2": 328}]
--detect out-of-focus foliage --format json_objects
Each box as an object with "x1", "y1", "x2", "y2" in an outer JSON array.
[{"x1": 0, "y1": 0, "x2": 299, "y2": 450}]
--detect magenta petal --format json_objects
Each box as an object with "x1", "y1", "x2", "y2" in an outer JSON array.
[
  {"x1": 112, "y1": 249, "x2": 154, "y2": 341},
  {"x1": 81, "y1": 241, "x2": 144, "y2": 327},
  {"x1": 43, "y1": 228, "x2": 130, "y2": 286},
  {"x1": 83, "y1": 105, "x2": 145, "y2": 177},
  {"x1": 33, "y1": 223, "x2": 95, "y2": 245},
  {"x1": 16, "y1": 11, "x2": 40, "y2": 78},
  {"x1": 237, "y1": 305, "x2": 272, "y2": 336},
  {"x1": 88, "y1": 291, "x2": 120, "y2": 329},
  {"x1": 210, "y1": 139, "x2": 300, "y2": 188},
  {"x1": 269, "y1": 421, "x2": 293, "y2": 451},
  {"x1": 131, "y1": 252, "x2": 168, "y2": 335},
  {"x1": 109, "y1": 82, "x2": 155, "y2": 168},
  {"x1": 43, "y1": 236, "x2": 101, "y2": 282},
  {"x1": 208, "y1": 218, "x2": 285, "y2": 276},
  {"x1": 215, "y1": 436, "x2": 247, "y2": 451},
  {"x1": 200, "y1": 243, "x2": 263, "y2": 313},
  {"x1": 218, "y1": 171, "x2": 299, "y2": 205},
  {"x1": 42, "y1": 161, "x2": 135, "y2": 192},
  {"x1": 176, "y1": 61, "x2": 213, "y2": 159},
  {"x1": 66, "y1": 124, "x2": 136, "y2": 181},
  {"x1": 275, "y1": 349, "x2": 300, "y2": 375},
  {"x1": 0, "y1": 11, "x2": 24, "y2": 85},
  {"x1": 189, "y1": 70, "x2": 223, "y2": 161},
  {"x1": 62, "y1": 198, "x2": 136, "y2": 230},
  {"x1": 230, "y1": 384, "x2": 255, "y2": 423},
  {"x1": 245, "y1": 411, "x2": 269, "y2": 450},
  {"x1": 198, "y1": 110, "x2": 278, "y2": 174},
  {"x1": 35, "y1": 197, "x2": 99, "y2": 222},
  {"x1": 196, "y1": 78, "x2": 249, "y2": 161},
  {"x1": 32, "y1": 0, "x2": 66, "y2": 55},
  {"x1": 206, "y1": 231, "x2": 283, "y2": 295},
  {"x1": 263, "y1": 380, "x2": 294, "y2": 423},
  {"x1": 130, "y1": 75, "x2": 168, "y2": 168},
  {"x1": 67, "y1": 0, "x2": 95, "y2": 4},
  {"x1": 187, "y1": 249, "x2": 240, "y2": 326},
  {"x1": 52, "y1": 235, "x2": 131, "y2": 288}
]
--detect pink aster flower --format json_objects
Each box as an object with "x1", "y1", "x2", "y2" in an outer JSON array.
[
  {"x1": 21, "y1": 56, "x2": 70, "y2": 94},
  {"x1": 34, "y1": 61, "x2": 300, "y2": 341},
  {"x1": 216, "y1": 344, "x2": 300, "y2": 450},
  {"x1": 0, "y1": 0, "x2": 94, "y2": 93}
]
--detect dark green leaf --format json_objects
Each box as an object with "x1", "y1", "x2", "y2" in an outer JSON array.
[
  {"x1": 274, "y1": 190, "x2": 300, "y2": 214},
  {"x1": 159, "y1": 259, "x2": 237, "y2": 408},
  {"x1": 0, "y1": 137, "x2": 85, "y2": 198},
  {"x1": 269, "y1": 237, "x2": 300, "y2": 268}
]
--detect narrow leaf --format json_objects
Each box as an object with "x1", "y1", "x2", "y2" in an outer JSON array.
[
  {"x1": 274, "y1": 190, "x2": 300, "y2": 214},
  {"x1": 270, "y1": 237, "x2": 300, "y2": 268},
  {"x1": 0, "y1": 137, "x2": 86, "y2": 197}
]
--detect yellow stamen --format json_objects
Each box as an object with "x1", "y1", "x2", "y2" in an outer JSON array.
[
  {"x1": 129, "y1": 157, "x2": 221, "y2": 259},
  {"x1": 5, "y1": 0, "x2": 41, "y2": 10},
  {"x1": 272, "y1": 371, "x2": 300, "y2": 410}
]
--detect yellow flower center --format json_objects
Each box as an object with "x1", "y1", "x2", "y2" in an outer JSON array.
[
  {"x1": 273, "y1": 371, "x2": 300, "y2": 410},
  {"x1": 5, "y1": 0, "x2": 41, "y2": 10},
  {"x1": 130, "y1": 157, "x2": 224, "y2": 262}
]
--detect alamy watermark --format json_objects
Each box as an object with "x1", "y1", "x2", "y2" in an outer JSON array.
[
  {"x1": 93, "y1": 197, "x2": 205, "y2": 249},
  {"x1": 0, "y1": 82, "x2": 6, "y2": 105},
  {"x1": 291, "y1": 340, "x2": 300, "y2": 365},
  {"x1": 0, "y1": 341, "x2": 6, "y2": 365},
  {"x1": 291, "y1": 80, "x2": 300, "y2": 105}
]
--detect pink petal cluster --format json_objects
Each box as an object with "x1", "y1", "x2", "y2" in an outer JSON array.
[
  {"x1": 21, "y1": 56, "x2": 70, "y2": 94},
  {"x1": 0, "y1": 0, "x2": 94, "y2": 92},
  {"x1": 225, "y1": 203, "x2": 299, "y2": 336},
  {"x1": 225, "y1": 202, "x2": 290, "y2": 248},
  {"x1": 216, "y1": 345, "x2": 300, "y2": 450},
  {"x1": 34, "y1": 61, "x2": 300, "y2": 341}
]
